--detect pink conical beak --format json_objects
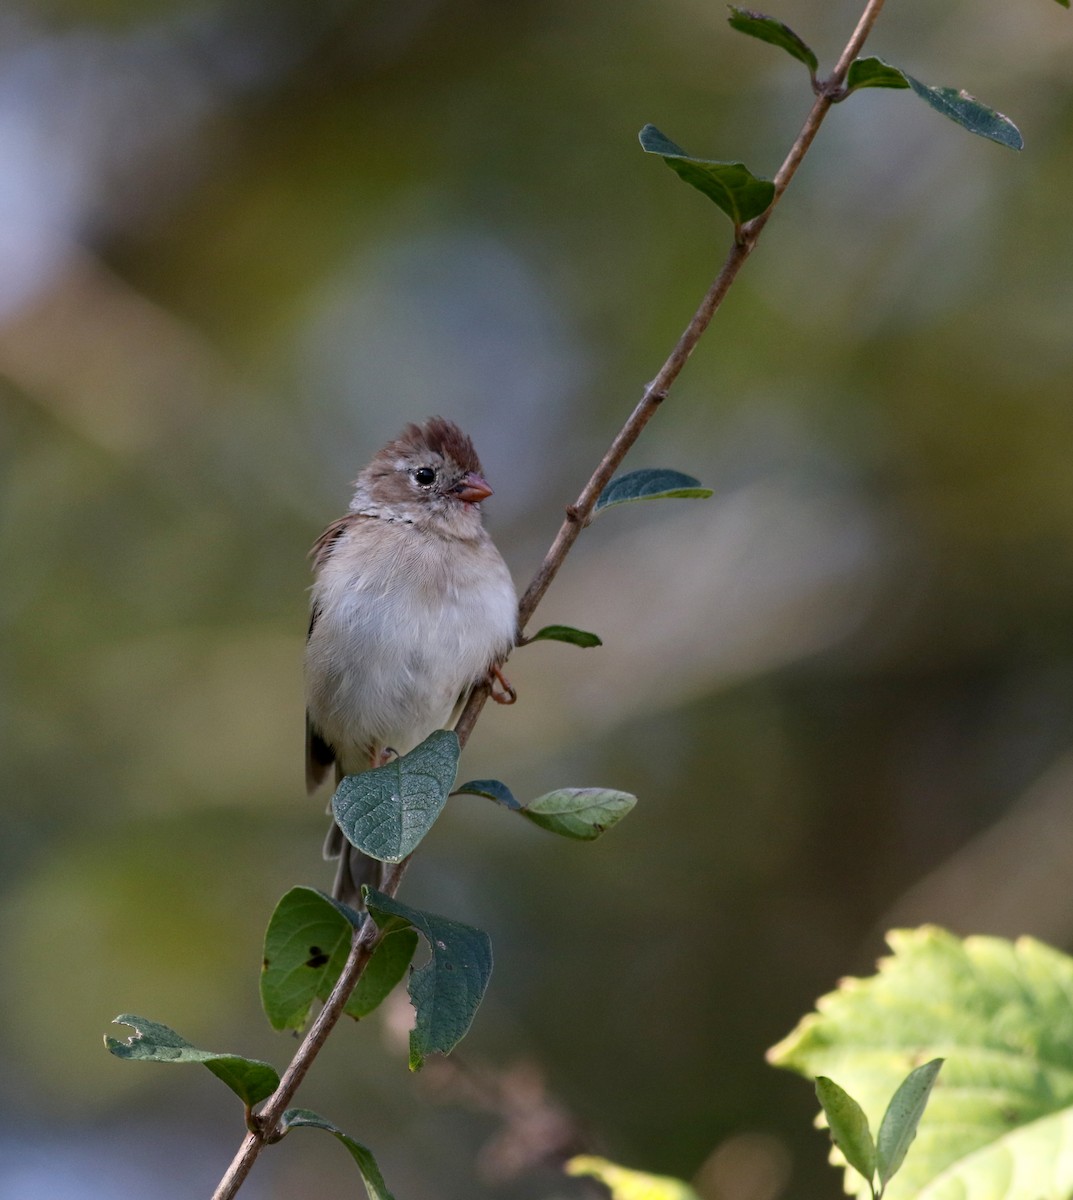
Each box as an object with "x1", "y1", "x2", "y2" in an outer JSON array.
[{"x1": 453, "y1": 472, "x2": 493, "y2": 504}]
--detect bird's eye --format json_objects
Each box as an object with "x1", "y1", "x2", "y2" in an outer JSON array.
[{"x1": 413, "y1": 466, "x2": 437, "y2": 487}]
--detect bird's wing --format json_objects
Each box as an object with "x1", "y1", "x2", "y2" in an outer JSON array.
[{"x1": 306, "y1": 710, "x2": 336, "y2": 793}]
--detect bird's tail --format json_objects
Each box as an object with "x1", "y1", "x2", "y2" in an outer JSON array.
[{"x1": 324, "y1": 820, "x2": 383, "y2": 909}]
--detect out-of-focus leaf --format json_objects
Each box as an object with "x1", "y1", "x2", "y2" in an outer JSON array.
[
  {"x1": 364, "y1": 889, "x2": 492, "y2": 1070},
  {"x1": 876, "y1": 1059, "x2": 943, "y2": 1188},
  {"x1": 332, "y1": 731, "x2": 460, "y2": 862},
  {"x1": 105, "y1": 1015, "x2": 278, "y2": 1107},
  {"x1": 528, "y1": 624, "x2": 603, "y2": 648},
  {"x1": 639, "y1": 125, "x2": 774, "y2": 226},
  {"x1": 521, "y1": 788, "x2": 636, "y2": 840},
  {"x1": 281, "y1": 1109, "x2": 394, "y2": 1200},
  {"x1": 769, "y1": 927, "x2": 1073, "y2": 1199},
  {"x1": 726, "y1": 7, "x2": 818, "y2": 75},
  {"x1": 844, "y1": 57, "x2": 910, "y2": 93},
  {"x1": 566, "y1": 1156, "x2": 700, "y2": 1200},
  {"x1": 595, "y1": 468, "x2": 713, "y2": 512},
  {"x1": 904, "y1": 74, "x2": 1023, "y2": 150},
  {"x1": 452, "y1": 778, "x2": 522, "y2": 810},
  {"x1": 260, "y1": 887, "x2": 416, "y2": 1030},
  {"x1": 815, "y1": 1076, "x2": 876, "y2": 1186}
]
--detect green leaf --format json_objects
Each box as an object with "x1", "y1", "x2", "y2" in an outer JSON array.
[
  {"x1": 364, "y1": 889, "x2": 492, "y2": 1070},
  {"x1": 876, "y1": 1059, "x2": 943, "y2": 1188},
  {"x1": 844, "y1": 57, "x2": 910, "y2": 93},
  {"x1": 815, "y1": 1076, "x2": 877, "y2": 1187},
  {"x1": 639, "y1": 125, "x2": 774, "y2": 226},
  {"x1": 595, "y1": 468, "x2": 713, "y2": 512},
  {"x1": 726, "y1": 7, "x2": 818, "y2": 75},
  {"x1": 281, "y1": 1109, "x2": 394, "y2": 1200},
  {"x1": 261, "y1": 887, "x2": 417, "y2": 1031},
  {"x1": 332, "y1": 730, "x2": 460, "y2": 862},
  {"x1": 904, "y1": 74, "x2": 1023, "y2": 150},
  {"x1": 842, "y1": 60, "x2": 1023, "y2": 150},
  {"x1": 566, "y1": 1156, "x2": 700, "y2": 1200},
  {"x1": 521, "y1": 788, "x2": 636, "y2": 841},
  {"x1": 528, "y1": 624, "x2": 603, "y2": 649},
  {"x1": 348, "y1": 924, "x2": 420, "y2": 1021},
  {"x1": 769, "y1": 926, "x2": 1073, "y2": 1199},
  {"x1": 105, "y1": 1015, "x2": 279, "y2": 1107},
  {"x1": 1055, "y1": 0, "x2": 1070, "y2": 8},
  {"x1": 452, "y1": 778, "x2": 522, "y2": 810}
]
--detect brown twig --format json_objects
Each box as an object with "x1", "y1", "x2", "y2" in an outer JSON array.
[
  {"x1": 212, "y1": 2, "x2": 887, "y2": 1193},
  {"x1": 210, "y1": 859, "x2": 412, "y2": 1200},
  {"x1": 456, "y1": 0, "x2": 887, "y2": 746}
]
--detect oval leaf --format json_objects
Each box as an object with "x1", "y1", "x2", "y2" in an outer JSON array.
[
  {"x1": 877, "y1": 1059, "x2": 944, "y2": 1187},
  {"x1": 639, "y1": 125, "x2": 775, "y2": 226},
  {"x1": 845, "y1": 56, "x2": 910, "y2": 93},
  {"x1": 521, "y1": 788, "x2": 636, "y2": 841},
  {"x1": 261, "y1": 886, "x2": 355, "y2": 1031},
  {"x1": 595, "y1": 468, "x2": 713, "y2": 513},
  {"x1": 105, "y1": 1015, "x2": 279, "y2": 1107},
  {"x1": 332, "y1": 730, "x2": 460, "y2": 863},
  {"x1": 528, "y1": 624, "x2": 603, "y2": 649},
  {"x1": 452, "y1": 778, "x2": 522, "y2": 810},
  {"x1": 815, "y1": 1076, "x2": 877, "y2": 1186},
  {"x1": 260, "y1": 886, "x2": 416, "y2": 1030},
  {"x1": 904, "y1": 74, "x2": 1023, "y2": 150},
  {"x1": 769, "y1": 927, "x2": 1073, "y2": 1199},
  {"x1": 727, "y1": 7, "x2": 818, "y2": 75},
  {"x1": 364, "y1": 889, "x2": 492, "y2": 1071},
  {"x1": 282, "y1": 1109, "x2": 395, "y2": 1200}
]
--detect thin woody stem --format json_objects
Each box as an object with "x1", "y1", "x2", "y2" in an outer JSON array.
[
  {"x1": 213, "y1": 2, "x2": 887, "y2": 1193},
  {"x1": 456, "y1": 0, "x2": 887, "y2": 747},
  {"x1": 210, "y1": 859, "x2": 412, "y2": 1200}
]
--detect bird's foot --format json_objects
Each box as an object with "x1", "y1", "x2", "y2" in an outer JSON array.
[{"x1": 489, "y1": 664, "x2": 517, "y2": 705}]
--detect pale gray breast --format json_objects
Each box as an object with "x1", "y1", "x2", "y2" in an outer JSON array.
[{"x1": 305, "y1": 519, "x2": 516, "y2": 763}]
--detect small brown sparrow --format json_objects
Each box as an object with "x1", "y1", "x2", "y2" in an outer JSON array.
[{"x1": 305, "y1": 417, "x2": 518, "y2": 905}]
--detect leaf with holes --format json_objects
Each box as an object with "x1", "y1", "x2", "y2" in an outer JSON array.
[
  {"x1": 105, "y1": 1015, "x2": 279, "y2": 1107},
  {"x1": 595, "y1": 468, "x2": 713, "y2": 513},
  {"x1": 281, "y1": 1109, "x2": 394, "y2": 1200},
  {"x1": 260, "y1": 887, "x2": 418, "y2": 1031},
  {"x1": 333, "y1": 730, "x2": 460, "y2": 862},
  {"x1": 365, "y1": 889, "x2": 492, "y2": 1070},
  {"x1": 727, "y1": 7, "x2": 817, "y2": 75},
  {"x1": 639, "y1": 125, "x2": 774, "y2": 226}
]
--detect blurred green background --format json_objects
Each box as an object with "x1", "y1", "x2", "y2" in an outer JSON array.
[{"x1": 3, "y1": 0, "x2": 1073, "y2": 1196}]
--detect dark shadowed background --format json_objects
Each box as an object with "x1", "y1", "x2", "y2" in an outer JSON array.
[{"x1": 3, "y1": 0, "x2": 1073, "y2": 1197}]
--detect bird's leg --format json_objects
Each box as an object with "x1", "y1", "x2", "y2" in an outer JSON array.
[{"x1": 489, "y1": 664, "x2": 517, "y2": 705}]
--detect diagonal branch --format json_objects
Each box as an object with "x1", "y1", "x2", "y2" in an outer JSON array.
[{"x1": 212, "y1": 2, "x2": 887, "y2": 1194}]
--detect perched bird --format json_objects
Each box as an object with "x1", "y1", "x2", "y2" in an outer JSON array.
[{"x1": 305, "y1": 417, "x2": 518, "y2": 906}]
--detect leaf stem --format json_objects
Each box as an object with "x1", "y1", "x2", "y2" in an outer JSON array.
[{"x1": 211, "y1": 0, "x2": 889, "y2": 1193}]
